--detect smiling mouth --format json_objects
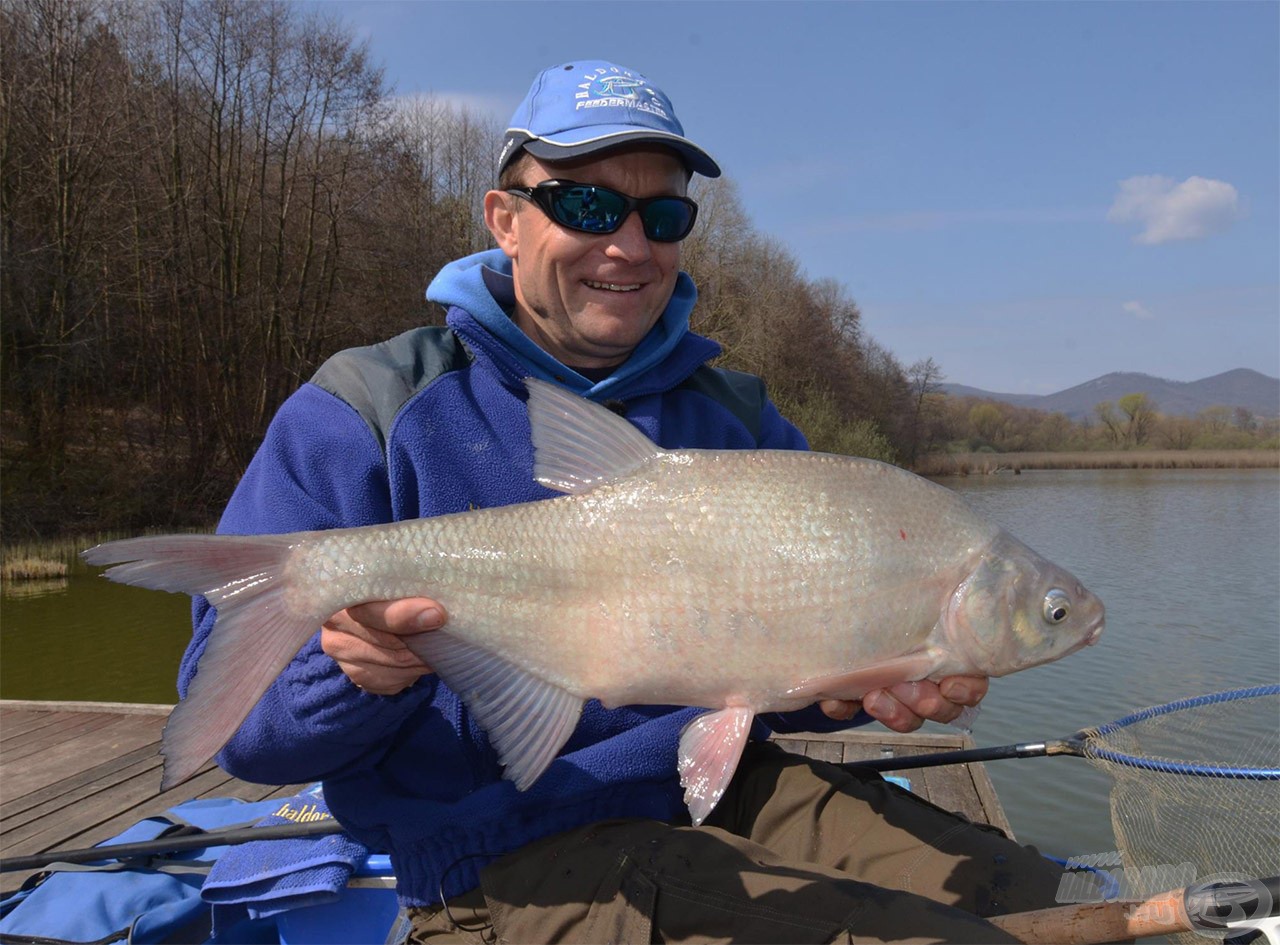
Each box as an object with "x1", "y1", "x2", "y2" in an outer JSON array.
[{"x1": 585, "y1": 280, "x2": 642, "y2": 293}]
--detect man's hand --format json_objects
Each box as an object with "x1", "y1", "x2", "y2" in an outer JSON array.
[
  {"x1": 819, "y1": 676, "x2": 988, "y2": 732},
  {"x1": 321, "y1": 598, "x2": 446, "y2": 695}
]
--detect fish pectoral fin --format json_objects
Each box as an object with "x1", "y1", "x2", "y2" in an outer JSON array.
[
  {"x1": 788, "y1": 650, "x2": 945, "y2": 702},
  {"x1": 677, "y1": 706, "x2": 756, "y2": 826},
  {"x1": 407, "y1": 631, "x2": 584, "y2": 791},
  {"x1": 525, "y1": 377, "x2": 663, "y2": 495}
]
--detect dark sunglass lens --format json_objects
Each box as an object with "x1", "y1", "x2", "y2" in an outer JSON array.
[
  {"x1": 552, "y1": 186, "x2": 628, "y2": 233},
  {"x1": 641, "y1": 199, "x2": 695, "y2": 242}
]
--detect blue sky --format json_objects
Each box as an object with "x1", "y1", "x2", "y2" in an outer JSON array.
[{"x1": 310, "y1": 0, "x2": 1278, "y2": 394}]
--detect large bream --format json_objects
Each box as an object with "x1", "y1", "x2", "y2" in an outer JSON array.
[{"x1": 86, "y1": 378, "x2": 1105, "y2": 824}]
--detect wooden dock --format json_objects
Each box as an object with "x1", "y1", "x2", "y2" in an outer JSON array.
[
  {"x1": 1, "y1": 700, "x2": 1012, "y2": 895},
  {"x1": 0, "y1": 700, "x2": 307, "y2": 891}
]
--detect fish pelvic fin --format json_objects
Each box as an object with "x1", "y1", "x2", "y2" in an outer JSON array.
[
  {"x1": 405, "y1": 631, "x2": 584, "y2": 791},
  {"x1": 524, "y1": 377, "x2": 663, "y2": 495},
  {"x1": 677, "y1": 706, "x2": 756, "y2": 826},
  {"x1": 82, "y1": 534, "x2": 308, "y2": 790}
]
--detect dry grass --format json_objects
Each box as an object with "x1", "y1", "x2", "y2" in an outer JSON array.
[
  {"x1": 1, "y1": 556, "x2": 68, "y2": 581},
  {"x1": 915, "y1": 449, "x2": 1280, "y2": 477}
]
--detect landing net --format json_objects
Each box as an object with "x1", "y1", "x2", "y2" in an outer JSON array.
[{"x1": 1079, "y1": 685, "x2": 1279, "y2": 941}]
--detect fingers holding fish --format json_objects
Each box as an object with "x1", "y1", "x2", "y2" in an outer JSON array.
[
  {"x1": 818, "y1": 698, "x2": 862, "y2": 721},
  {"x1": 863, "y1": 677, "x2": 988, "y2": 733},
  {"x1": 321, "y1": 598, "x2": 446, "y2": 695},
  {"x1": 938, "y1": 676, "x2": 988, "y2": 707}
]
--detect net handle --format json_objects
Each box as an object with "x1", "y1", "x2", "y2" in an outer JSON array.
[
  {"x1": 846, "y1": 685, "x2": 1280, "y2": 778},
  {"x1": 988, "y1": 875, "x2": 1278, "y2": 944}
]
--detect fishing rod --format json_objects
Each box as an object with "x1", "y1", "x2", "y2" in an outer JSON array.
[
  {"x1": 847, "y1": 684, "x2": 1280, "y2": 777},
  {"x1": 0, "y1": 818, "x2": 344, "y2": 873},
  {"x1": 988, "y1": 874, "x2": 1279, "y2": 944}
]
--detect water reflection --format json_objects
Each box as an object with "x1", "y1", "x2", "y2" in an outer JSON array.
[{"x1": 2, "y1": 577, "x2": 69, "y2": 600}]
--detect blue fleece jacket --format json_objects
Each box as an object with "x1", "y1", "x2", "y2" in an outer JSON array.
[{"x1": 182, "y1": 249, "x2": 868, "y2": 906}]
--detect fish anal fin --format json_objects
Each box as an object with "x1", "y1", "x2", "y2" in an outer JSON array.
[
  {"x1": 406, "y1": 631, "x2": 584, "y2": 790},
  {"x1": 524, "y1": 377, "x2": 663, "y2": 495},
  {"x1": 677, "y1": 706, "x2": 756, "y2": 826},
  {"x1": 788, "y1": 650, "x2": 945, "y2": 703}
]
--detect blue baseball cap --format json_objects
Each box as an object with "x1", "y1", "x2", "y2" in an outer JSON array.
[{"x1": 499, "y1": 60, "x2": 721, "y2": 179}]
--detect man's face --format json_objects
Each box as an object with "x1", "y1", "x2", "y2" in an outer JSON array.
[{"x1": 485, "y1": 147, "x2": 688, "y2": 370}]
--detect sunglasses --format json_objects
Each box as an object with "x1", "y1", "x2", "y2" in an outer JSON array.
[{"x1": 506, "y1": 180, "x2": 699, "y2": 243}]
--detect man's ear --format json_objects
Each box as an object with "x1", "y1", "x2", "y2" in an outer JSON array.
[{"x1": 484, "y1": 190, "x2": 519, "y2": 257}]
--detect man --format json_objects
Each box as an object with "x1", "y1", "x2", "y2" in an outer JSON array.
[{"x1": 185, "y1": 61, "x2": 1064, "y2": 941}]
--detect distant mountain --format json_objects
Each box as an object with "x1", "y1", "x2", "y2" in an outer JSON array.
[{"x1": 940, "y1": 369, "x2": 1280, "y2": 420}]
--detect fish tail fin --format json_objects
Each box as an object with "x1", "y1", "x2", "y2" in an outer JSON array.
[{"x1": 83, "y1": 534, "x2": 314, "y2": 789}]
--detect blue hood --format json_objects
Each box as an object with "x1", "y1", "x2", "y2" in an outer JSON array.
[{"x1": 426, "y1": 249, "x2": 701, "y2": 401}]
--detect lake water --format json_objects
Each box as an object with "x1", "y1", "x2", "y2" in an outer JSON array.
[
  {"x1": 938, "y1": 467, "x2": 1280, "y2": 866},
  {"x1": 3, "y1": 467, "x2": 1277, "y2": 867}
]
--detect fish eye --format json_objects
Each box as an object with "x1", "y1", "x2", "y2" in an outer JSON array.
[{"x1": 1042, "y1": 589, "x2": 1071, "y2": 624}]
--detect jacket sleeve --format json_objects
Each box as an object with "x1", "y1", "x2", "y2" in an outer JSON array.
[
  {"x1": 182, "y1": 383, "x2": 434, "y2": 784},
  {"x1": 756, "y1": 397, "x2": 810, "y2": 451}
]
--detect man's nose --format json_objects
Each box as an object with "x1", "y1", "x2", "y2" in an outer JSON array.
[{"x1": 603, "y1": 210, "x2": 653, "y2": 262}]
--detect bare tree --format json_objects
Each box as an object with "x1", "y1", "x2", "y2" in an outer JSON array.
[{"x1": 903, "y1": 357, "x2": 945, "y2": 464}]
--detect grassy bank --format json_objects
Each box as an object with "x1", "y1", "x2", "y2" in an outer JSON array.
[{"x1": 916, "y1": 449, "x2": 1280, "y2": 476}]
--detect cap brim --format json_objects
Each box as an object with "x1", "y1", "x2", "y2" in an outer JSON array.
[{"x1": 508, "y1": 128, "x2": 721, "y2": 179}]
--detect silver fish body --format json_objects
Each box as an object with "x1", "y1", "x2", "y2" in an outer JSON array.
[{"x1": 85, "y1": 379, "x2": 1105, "y2": 822}]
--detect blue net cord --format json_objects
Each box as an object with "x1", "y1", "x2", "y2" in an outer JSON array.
[{"x1": 1086, "y1": 685, "x2": 1280, "y2": 780}]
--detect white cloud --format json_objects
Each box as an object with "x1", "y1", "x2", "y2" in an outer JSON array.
[
  {"x1": 1123, "y1": 300, "x2": 1154, "y2": 320},
  {"x1": 1107, "y1": 175, "x2": 1243, "y2": 244}
]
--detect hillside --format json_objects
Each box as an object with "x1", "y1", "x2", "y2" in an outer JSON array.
[{"x1": 941, "y1": 369, "x2": 1280, "y2": 420}]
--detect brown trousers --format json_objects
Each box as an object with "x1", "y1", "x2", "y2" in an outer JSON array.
[{"x1": 408, "y1": 742, "x2": 1065, "y2": 943}]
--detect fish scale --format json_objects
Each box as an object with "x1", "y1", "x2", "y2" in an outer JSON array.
[{"x1": 83, "y1": 377, "x2": 1104, "y2": 823}]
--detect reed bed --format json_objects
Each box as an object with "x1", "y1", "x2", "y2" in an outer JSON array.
[
  {"x1": 1, "y1": 527, "x2": 213, "y2": 582},
  {"x1": 1, "y1": 557, "x2": 68, "y2": 581},
  {"x1": 916, "y1": 449, "x2": 1280, "y2": 477}
]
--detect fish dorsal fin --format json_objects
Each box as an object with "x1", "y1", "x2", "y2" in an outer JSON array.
[
  {"x1": 525, "y1": 377, "x2": 663, "y2": 495},
  {"x1": 406, "y1": 630, "x2": 584, "y2": 790}
]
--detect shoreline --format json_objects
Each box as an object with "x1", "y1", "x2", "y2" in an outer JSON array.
[{"x1": 915, "y1": 448, "x2": 1279, "y2": 477}]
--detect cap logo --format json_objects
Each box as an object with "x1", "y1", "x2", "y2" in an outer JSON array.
[
  {"x1": 573, "y1": 65, "x2": 668, "y2": 119},
  {"x1": 499, "y1": 136, "x2": 518, "y2": 168}
]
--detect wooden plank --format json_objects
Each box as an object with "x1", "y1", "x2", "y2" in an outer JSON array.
[
  {"x1": 0, "y1": 709, "x2": 67, "y2": 742},
  {"x1": 1, "y1": 714, "x2": 167, "y2": 797},
  {"x1": 1, "y1": 744, "x2": 163, "y2": 830},
  {"x1": 1, "y1": 712, "x2": 122, "y2": 763},
  {"x1": 915, "y1": 764, "x2": 988, "y2": 825},
  {"x1": 970, "y1": 761, "x2": 1015, "y2": 838},
  {"x1": 6, "y1": 761, "x2": 234, "y2": 857},
  {"x1": 1, "y1": 700, "x2": 172, "y2": 716},
  {"x1": 1, "y1": 737, "x2": 163, "y2": 818},
  {"x1": 770, "y1": 737, "x2": 808, "y2": 756},
  {"x1": 803, "y1": 738, "x2": 844, "y2": 764}
]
